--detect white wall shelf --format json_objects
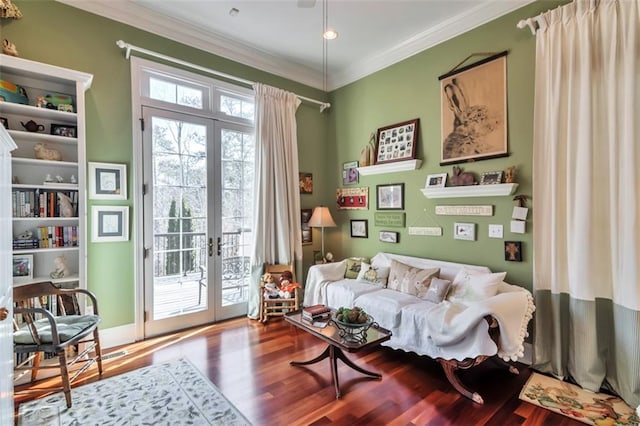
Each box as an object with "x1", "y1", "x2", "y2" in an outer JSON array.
[
  {"x1": 357, "y1": 159, "x2": 422, "y2": 176},
  {"x1": 421, "y1": 183, "x2": 519, "y2": 199},
  {"x1": 8, "y1": 130, "x2": 78, "y2": 145}
]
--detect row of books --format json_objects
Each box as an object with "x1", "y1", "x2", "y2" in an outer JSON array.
[
  {"x1": 13, "y1": 226, "x2": 79, "y2": 249},
  {"x1": 12, "y1": 189, "x2": 78, "y2": 218}
]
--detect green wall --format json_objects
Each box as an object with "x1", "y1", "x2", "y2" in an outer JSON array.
[
  {"x1": 324, "y1": 1, "x2": 565, "y2": 292},
  {"x1": 5, "y1": 0, "x2": 327, "y2": 328}
]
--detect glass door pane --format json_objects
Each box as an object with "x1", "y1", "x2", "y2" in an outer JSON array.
[{"x1": 142, "y1": 107, "x2": 214, "y2": 337}]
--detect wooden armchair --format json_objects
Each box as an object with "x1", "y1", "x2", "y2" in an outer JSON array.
[
  {"x1": 259, "y1": 263, "x2": 299, "y2": 322},
  {"x1": 13, "y1": 281, "x2": 103, "y2": 408}
]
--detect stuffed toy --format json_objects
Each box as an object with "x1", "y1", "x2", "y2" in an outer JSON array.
[
  {"x1": 278, "y1": 280, "x2": 301, "y2": 299},
  {"x1": 262, "y1": 273, "x2": 279, "y2": 299}
]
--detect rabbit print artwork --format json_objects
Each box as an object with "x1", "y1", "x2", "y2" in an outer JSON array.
[{"x1": 440, "y1": 54, "x2": 507, "y2": 164}]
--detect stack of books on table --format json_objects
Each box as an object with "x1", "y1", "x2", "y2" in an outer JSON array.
[{"x1": 302, "y1": 304, "x2": 331, "y2": 322}]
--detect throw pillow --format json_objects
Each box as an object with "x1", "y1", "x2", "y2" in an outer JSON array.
[
  {"x1": 447, "y1": 269, "x2": 506, "y2": 303},
  {"x1": 421, "y1": 277, "x2": 452, "y2": 303},
  {"x1": 388, "y1": 260, "x2": 439, "y2": 296},
  {"x1": 356, "y1": 262, "x2": 390, "y2": 287},
  {"x1": 344, "y1": 257, "x2": 368, "y2": 279}
]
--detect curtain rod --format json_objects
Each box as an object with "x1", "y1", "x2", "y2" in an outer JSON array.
[{"x1": 115, "y1": 40, "x2": 331, "y2": 112}]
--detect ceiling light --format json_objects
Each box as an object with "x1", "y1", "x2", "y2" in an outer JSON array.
[
  {"x1": 229, "y1": 7, "x2": 239, "y2": 17},
  {"x1": 323, "y1": 29, "x2": 338, "y2": 40}
]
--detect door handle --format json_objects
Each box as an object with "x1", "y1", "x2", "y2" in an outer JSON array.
[
  {"x1": 0, "y1": 307, "x2": 8, "y2": 321},
  {"x1": 208, "y1": 238, "x2": 214, "y2": 257},
  {"x1": 217, "y1": 237, "x2": 222, "y2": 256}
]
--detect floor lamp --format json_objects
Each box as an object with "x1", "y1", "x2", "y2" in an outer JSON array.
[{"x1": 308, "y1": 206, "x2": 336, "y2": 262}]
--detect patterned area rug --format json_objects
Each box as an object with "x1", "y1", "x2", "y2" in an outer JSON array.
[
  {"x1": 18, "y1": 358, "x2": 251, "y2": 425},
  {"x1": 519, "y1": 372, "x2": 639, "y2": 425}
]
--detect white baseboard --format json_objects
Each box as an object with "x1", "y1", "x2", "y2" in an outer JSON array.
[{"x1": 99, "y1": 323, "x2": 136, "y2": 349}]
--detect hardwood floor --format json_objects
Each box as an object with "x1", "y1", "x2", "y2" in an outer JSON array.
[{"x1": 14, "y1": 317, "x2": 583, "y2": 425}]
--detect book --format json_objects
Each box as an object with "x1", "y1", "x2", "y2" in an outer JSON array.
[{"x1": 302, "y1": 304, "x2": 331, "y2": 321}]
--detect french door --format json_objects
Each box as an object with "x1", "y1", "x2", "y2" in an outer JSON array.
[{"x1": 141, "y1": 106, "x2": 253, "y2": 337}]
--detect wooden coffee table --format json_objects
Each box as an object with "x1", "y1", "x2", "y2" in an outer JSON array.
[{"x1": 284, "y1": 310, "x2": 392, "y2": 398}]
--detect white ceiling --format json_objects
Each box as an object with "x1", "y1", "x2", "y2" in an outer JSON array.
[{"x1": 58, "y1": 0, "x2": 534, "y2": 91}]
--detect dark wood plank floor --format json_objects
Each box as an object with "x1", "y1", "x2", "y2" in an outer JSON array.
[{"x1": 14, "y1": 317, "x2": 583, "y2": 425}]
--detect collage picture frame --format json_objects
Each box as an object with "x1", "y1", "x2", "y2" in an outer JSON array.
[{"x1": 375, "y1": 119, "x2": 419, "y2": 165}]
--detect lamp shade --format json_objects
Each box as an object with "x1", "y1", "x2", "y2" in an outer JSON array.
[{"x1": 308, "y1": 206, "x2": 336, "y2": 228}]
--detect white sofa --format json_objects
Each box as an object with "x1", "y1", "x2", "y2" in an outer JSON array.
[{"x1": 304, "y1": 252, "x2": 535, "y2": 403}]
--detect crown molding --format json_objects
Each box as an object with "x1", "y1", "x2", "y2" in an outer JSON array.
[
  {"x1": 331, "y1": 0, "x2": 536, "y2": 89},
  {"x1": 56, "y1": 0, "x2": 325, "y2": 90},
  {"x1": 57, "y1": 0, "x2": 534, "y2": 92}
]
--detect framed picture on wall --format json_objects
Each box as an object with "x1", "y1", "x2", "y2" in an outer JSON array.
[
  {"x1": 350, "y1": 219, "x2": 368, "y2": 238},
  {"x1": 376, "y1": 183, "x2": 404, "y2": 210},
  {"x1": 301, "y1": 208, "x2": 312, "y2": 245},
  {"x1": 439, "y1": 51, "x2": 508, "y2": 165},
  {"x1": 299, "y1": 173, "x2": 313, "y2": 194},
  {"x1": 92, "y1": 206, "x2": 129, "y2": 242},
  {"x1": 375, "y1": 119, "x2": 419, "y2": 165},
  {"x1": 88, "y1": 162, "x2": 127, "y2": 200},
  {"x1": 342, "y1": 161, "x2": 359, "y2": 185}
]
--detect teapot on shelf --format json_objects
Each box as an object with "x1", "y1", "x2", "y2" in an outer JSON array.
[{"x1": 21, "y1": 120, "x2": 45, "y2": 132}]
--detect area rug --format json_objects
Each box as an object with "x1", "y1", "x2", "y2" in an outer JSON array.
[
  {"x1": 519, "y1": 372, "x2": 639, "y2": 425},
  {"x1": 18, "y1": 358, "x2": 251, "y2": 426}
]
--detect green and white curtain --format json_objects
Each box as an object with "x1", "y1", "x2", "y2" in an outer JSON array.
[
  {"x1": 532, "y1": 0, "x2": 639, "y2": 408},
  {"x1": 248, "y1": 83, "x2": 303, "y2": 319}
]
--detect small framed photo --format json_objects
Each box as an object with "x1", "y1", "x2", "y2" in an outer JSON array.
[
  {"x1": 50, "y1": 124, "x2": 77, "y2": 138},
  {"x1": 13, "y1": 254, "x2": 34, "y2": 282},
  {"x1": 299, "y1": 172, "x2": 313, "y2": 194},
  {"x1": 301, "y1": 208, "x2": 312, "y2": 245},
  {"x1": 376, "y1": 183, "x2": 404, "y2": 210},
  {"x1": 342, "y1": 161, "x2": 359, "y2": 185},
  {"x1": 89, "y1": 162, "x2": 127, "y2": 200},
  {"x1": 505, "y1": 241, "x2": 523, "y2": 261},
  {"x1": 426, "y1": 173, "x2": 447, "y2": 188},
  {"x1": 454, "y1": 222, "x2": 476, "y2": 241},
  {"x1": 0, "y1": 117, "x2": 8, "y2": 129},
  {"x1": 92, "y1": 206, "x2": 129, "y2": 242},
  {"x1": 379, "y1": 231, "x2": 399, "y2": 243},
  {"x1": 375, "y1": 118, "x2": 419, "y2": 164},
  {"x1": 480, "y1": 171, "x2": 503, "y2": 185},
  {"x1": 350, "y1": 219, "x2": 368, "y2": 238}
]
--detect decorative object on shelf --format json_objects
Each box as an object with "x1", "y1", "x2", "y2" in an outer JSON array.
[
  {"x1": 342, "y1": 161, "x2": 359, "y2": 185},
  {"x1": 43, "y1": 93, "x2": 74, "y2": 112},
  {"x1": 0, "y1": 0, "x2": 23, "y2": 19},
  {"x1": 299, "y1": 172, "x2": 313, "y2": 194},
  {"x1": 55, "y1": 175, "x2": 64, "y2": 183},
  {"x1": 36, "y1": 96, "x2": 47, "y2": 108},
  {"x1": 426, "y1": 173, "x2": 447, "y2": 188},
  {"x1": 17, "y1": 230, "x2": 32, "y2": 240},
  {"x1": 20, "y1": 120, "x2": 45, "y2": 133},
  {"x1": 439, "y1": 51, "x2": 508, "y2": 165},
  {"x1": 0, "y1": 117, "x2": 7, "y2": 129},
  {"x1": 70, "y1": 174, "x2": 77, "y2": 184},
  {"x1": 57, "y1": 193, "x2": 74, "y2": 217},
  {"x1": 505, "y1": 165, "x2": 517, "y2": 183},
  {"x1": 308, "y1": 206, "x2": 336, "y2": 262},
  {"x1": 44, "y1": 174, "x2": 53, "y2": 183},
  {"x1": 50, "y1": 124, "x2": 77, "y2": 137},
  {"x1": 435, "y1": 205, "x2": 493, "y2": 216},
  {"x1": 2, "y1": 38, "x2": 17, "y2": 56},
  {"x1": 301, "y1": 208, "x2": 312, "y2": 245},
  {"x1": 504, "y1": 241, "x2": 522, "y2": 261},
  {"x1": 450, "y1": 165, "x2": 476, "y2": 186},
  {"x1": 374, "y1": 212, "x2": 405, "y2": 227},
  {"x1": 480, "y1": 171, "x2": 503, "y2": 185},
  {"x1": 0, "y1": 78, "x2": 28, "y2": 104},
  {"x1": 350, "y1": 219, "x2": 368, "y2": 238},
  {"x1": 336, "y1": 187, "x2": 368, "y2": 210},
  {"x1": 379, "y1": 231, "x2": 399, "y2": 243},
  {"x1": 49, "y1": 255, "x2": 71, "y2": 279},
  {"x1": 91, "y1": 205, "x2": 129, "y2": 242},
  {"x1": 88, "y1": 162, "x2": 127, "y2": 200},
  {"x1": 375, "y1": 118, "x2": 419, "y2": 165},
  {"x1": 376, "y1": 183, "x2": 404, "y2": 210},
  {"x1": 12, "y1": 254, "x2": 33, "y2": 282},
  {"x1": 34, "y1": 142, "x2": 62, "y2": 161},
  {"x1": 454, "y1": 222, "x2": 476, "y2": 241}
]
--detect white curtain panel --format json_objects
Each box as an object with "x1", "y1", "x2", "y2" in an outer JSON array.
[
  {"x1": 532, "y1": 0, "x2": 640, "y2": 407},
  {"x1": 248, "y1": 83, "x2": 302, "y2": 318}
]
